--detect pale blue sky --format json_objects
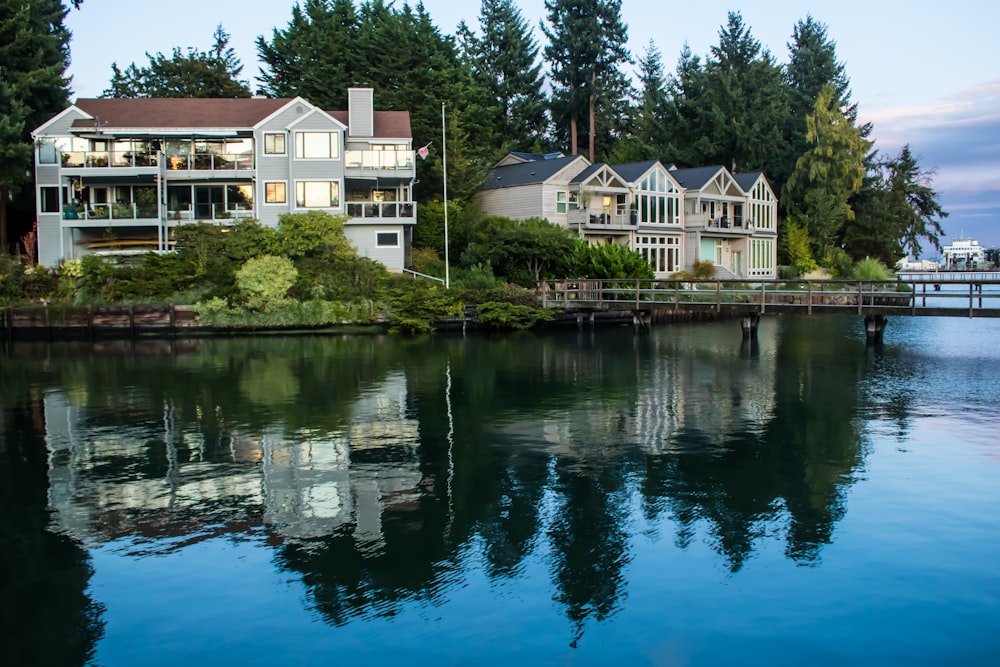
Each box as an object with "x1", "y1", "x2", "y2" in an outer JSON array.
[{"x1": 65, "y1": 0, "x2": 1000, "y2": 250}]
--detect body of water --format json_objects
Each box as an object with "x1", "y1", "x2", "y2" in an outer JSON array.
[{"x1": 1, "y1": 314, "x2": 998, "y2": 666}]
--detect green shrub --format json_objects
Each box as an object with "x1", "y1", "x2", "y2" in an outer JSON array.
[
  {"x1": 474, "y1": 301, "x2": 554, "y2": 330},
  {"x1": 823, "y1": 247, "x2": 855, "y2": 279},
  {"x1": 853, "y1": 257, "x2": 893, "y2": 281},
  {"x1": 194, "y1": 297, "x2": 354, "y2": 328},
  {"x1": 692, "y1": 259, "x2": 716, "y2": 279},
  {"x1": 234, "y1": 255, "x2": 298, "y2": 310},
  {"x1": 385, "y1": 277, "x2": 463, "y2": 334}
]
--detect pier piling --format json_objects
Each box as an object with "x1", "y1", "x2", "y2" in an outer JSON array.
[
  {"x1": 864, "y1": 315, "x2": 888, "y2": 344},
  {"x1": 740, "y1": 312, "x2": 761, "y2": 339}
]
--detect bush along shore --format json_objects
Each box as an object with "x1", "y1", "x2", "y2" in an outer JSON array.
[
  {"x1": 1, "y1": 213, "x2": 644, "y2": 340},
  {"x1": 3, "y1": 213, "x2": 898, "y2": 341}
]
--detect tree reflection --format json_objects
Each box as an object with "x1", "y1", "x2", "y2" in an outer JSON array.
[
  {"x1": 0, "y1": 403, "x2": 105, "y2": 666},
  {"x1": 0, "y1": 319, "x2": 903, "y2": 644}
]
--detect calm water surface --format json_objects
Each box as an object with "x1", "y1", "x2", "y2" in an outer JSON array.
[{"x1": 1, "y1": 315, "x2": 998, "y2": 666}]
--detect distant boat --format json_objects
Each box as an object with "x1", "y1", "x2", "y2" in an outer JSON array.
[{"x1": 941, "y1": 237, "x2": 985, "y2": 269}]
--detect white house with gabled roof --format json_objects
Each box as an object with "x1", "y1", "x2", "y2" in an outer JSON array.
[
  {"x1": 31, "y1": 88, "x2": 415, "y2": 270},
  {"x1": 478, "y1": 153, "x2": 778, "y2": 279}
]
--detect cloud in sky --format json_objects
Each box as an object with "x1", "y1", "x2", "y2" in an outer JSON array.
[{"x1": 861, "y1": 80, "x2": 1000, "y2": 247}]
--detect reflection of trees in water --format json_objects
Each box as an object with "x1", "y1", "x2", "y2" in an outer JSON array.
[
  {"x1": 0, "y1": 322, "x2": 881, "y2": 642},
  {"x1": 547, "y1": 463, "x2": 632, "y2": 646},
  {"x1": 274, "y1": 493, "x2": 453, "y2": 627},
  {"x1": 0, "y1": 403, "x2": 105, "y2": 666}
]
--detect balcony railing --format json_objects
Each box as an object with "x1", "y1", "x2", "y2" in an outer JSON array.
[
  {"x1": 167, "y1": 205, "x2": 255, "y2": 222},
  {"x1": 345, "y1": 149, "x2": 415, "y2": 173},
  {"x1": 166, "y1": 154, "x2": 254, "y2": 171},
  {"x1": 62, "y1": 203, "x2": 254, "y2": 223},
  {"x1": 62, "y1": 202, "x2": 159, "y2": 221},
  {"x1": 61, "y1": 151, "x2": 160, "y2": 168},
  {"x1": 346, "y1": 201, "x2": 416, "y2": 219},
  {"x1": 568, "y1": 209, "x2": 633, "y2": 229}
]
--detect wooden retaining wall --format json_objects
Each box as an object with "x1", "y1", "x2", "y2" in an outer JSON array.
[{"x1": 4, "y1": 305, "x2": 201, "y2": 341}]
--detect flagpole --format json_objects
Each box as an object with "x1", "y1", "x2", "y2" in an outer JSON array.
[{"x1": 442, "y1": 102, "x2": 450, "y2": 289}]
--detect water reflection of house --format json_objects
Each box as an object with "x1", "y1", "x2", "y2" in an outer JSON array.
[
  {"x1": 43, "y1": 372, "x2": 423, "y2": 549},
  {"x1": 489, "y1": 328, "x2": 778, "y2": 457}
]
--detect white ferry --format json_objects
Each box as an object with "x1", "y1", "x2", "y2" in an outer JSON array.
[{"x1": 941, "y1": 237, "x2": 985, "y2": 269}]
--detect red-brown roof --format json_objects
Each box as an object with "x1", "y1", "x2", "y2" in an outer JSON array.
[
  {"x1": 328, "y1": 110, "x2": 412, "y2": 139},
  {"x1": 72, "y1": 98, "x2": 294, "y2": 129},
  {"x1": 67, "y1": 98, "x2": 412, "y2": 138}
]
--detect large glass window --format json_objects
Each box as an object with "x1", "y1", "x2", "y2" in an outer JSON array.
[
  {"x1": 295, "y1": 181, "x2": 340, "y2": 208},
  {"x1": 295, "y1": 132, "x2": 340, "y2": 159},
  {"x1": 264, "y1": 133, "x2": 286, "y2": 155}
]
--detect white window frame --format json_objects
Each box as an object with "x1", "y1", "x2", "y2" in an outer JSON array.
[
  {"x1": 294, "y1": 132, "x2": 340, "y2": 160},
  {"x1": 263, "y1": 133, "x2": 286, "y2": 155},
  {"x1": 294, "y1": 180, "x2": 341, "y2": 209},
  {"x1": 264, "y1": 181, "x2": 287, "y2": 205},
  {"x1": 376, "y1": 231, "x2": 400, "y2": 248}
]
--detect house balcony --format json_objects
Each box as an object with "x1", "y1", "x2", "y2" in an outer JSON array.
[
  {"x1": 686, "y1": 213, "x2": 754, "y2": 234},
  {"x1": 346, "y1": 201, "x2": 416, "y2": 224},
  {"x1": 568, "y1": 208, "x2": 634, "y2": 233},
  {"x1": 61, "y1": 202, "x2": 254, "y2": 228},
  {"x1": 58, "y1": 151, "x2": 255, "y2": 176},
  {"x1": 165, "y1": 153, "x2": 254, "y2": 173},
  {"x1": 344, "y1": 149, "x2": 415, "y2": 179},
  {"x1": 60, "y1": 151, "x2": 162, "y2": 173}
]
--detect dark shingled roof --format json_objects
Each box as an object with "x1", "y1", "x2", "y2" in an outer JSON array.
[
  {"x1": 68, "y1": 98, "x2": 411, "y2": 138},
  {"x1": 612, "y1": 160, "x2": 660, "y2": 183},
  {"x1": 484, "y1": 155, "x2": 582, "y2": 189},
  {"x1": 669, "y1": 165, "x2": 726, "y2": 190},
  {"x1": 734, "y1": 172, "x2": 766, "y2": 192},
  {"x1": 569, "y1": 163, "x2": 607, "y2": 184},
  {"x1": 510, "y1": 151, "x2": 565, "y2": 162}
]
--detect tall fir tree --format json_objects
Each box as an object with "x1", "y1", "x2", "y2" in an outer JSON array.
[
  {"x1": 702, "y1": 11, "x2": 787, "y2": 174},
  {"x1": 633, "y1": 40, "x2": 670, "y2": 160},
  {"x1": 456, "y1": 0, "x2": 549, "y2": 157},
  {"x1": 783, "y1": 84, "x2": 871, "y2": 256},
  {"x1": 257, "y1": 0, "x2": 493, "y2": 202},
  {"x1": 779, "y1": 16, "x2": 860, "y2": 195},
  {"x1": 102, "y1": 25, "x2": 251, "y2": 98},
  {"x1": 542, "y1": 0, "x2": 631, "y2": 162},
  {"x1": 0, "y1": 0, "x2": 75, "y2": 252},
  {"x1": 844, "y1": 145, "x2": 947, "y2": 263},
  {"x1": 256, "y1": 0, "x2": 359, "y2": 107},
  {"x1": 662, "y1": 43, "x2": 721, "y2": 167}
]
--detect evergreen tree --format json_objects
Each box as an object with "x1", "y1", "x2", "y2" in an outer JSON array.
[
  {"x1": 845, "y1": 145, "x2": 948, "y2": 263},
  {"x1": 662, "y1": 43, "x2": 721, "y2": 167},
  {"x1": 102, "y1": 25, "x2": 251, "y2": 98},
  {"x1": 258, "y1": 1, "x2": 493, "y2": 203},
  {"x1": 457, "y1": 0, "x2": 548, "y2": 155},
  {"x1": 779, "y1": 16, "x2": 858, "y2": 193},
  {"x1": 0, "y1": 0, "x2": 74, "y2": 252},
  {"x1": 702, "y1": 11, "x2": 787, "y2": 173},
  {"x1": 607, "y1": 40, "x2": 668, "y2": 164},
  {"x1": 542, "y1": 0, "x2": 631, "y2": 161},
  {"x1": 783, "y1": 84, "x2": 870, "y2": 255},
  {"x1": 256, "y1": 0, "x2": 359, "y2": 107}
]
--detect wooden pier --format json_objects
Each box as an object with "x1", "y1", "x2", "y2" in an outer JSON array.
[{"x1": 538, "y1": 277, "x2": 1000, "y2": 342}]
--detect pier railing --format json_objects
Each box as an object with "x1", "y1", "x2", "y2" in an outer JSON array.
[{"x1": 538, "y1": 278, "x2": 1000, "y2": 318}]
